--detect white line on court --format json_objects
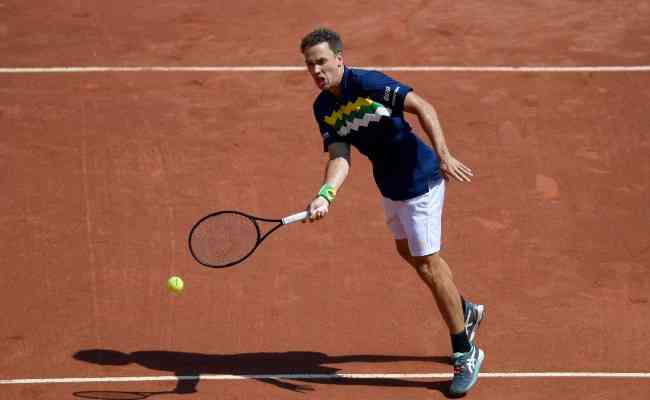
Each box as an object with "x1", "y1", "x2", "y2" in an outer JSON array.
[
  {"x1": 1, "y1": 65, "x2": 650, "y2": 74},
  {"x1": 2, "y1": 372, "x2": 650, "y2": 385}
]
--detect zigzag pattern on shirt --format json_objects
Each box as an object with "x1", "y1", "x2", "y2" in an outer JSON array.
[
  {"x1": 324, "y1": 97, "x2": 374, "y2": 126},
  {"x1": 336, "y1": 107, "x2": 391, "y2": 136},
  {"x1": 324, "y1": 97, "x2": 392, "y2": 136}
]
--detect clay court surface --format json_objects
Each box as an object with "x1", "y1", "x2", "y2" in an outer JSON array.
[{"x1": 1, "y1": 1, "x2": 650, "y2": 399}]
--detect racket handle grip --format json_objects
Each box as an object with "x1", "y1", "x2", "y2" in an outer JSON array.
[{"x1": 282, "y1": 210, "x2": 310, "y2": 225}]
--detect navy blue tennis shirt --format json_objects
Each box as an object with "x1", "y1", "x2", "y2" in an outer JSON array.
[{"x1": 313, "y1": 66, "x2": 442, "y2": 201}]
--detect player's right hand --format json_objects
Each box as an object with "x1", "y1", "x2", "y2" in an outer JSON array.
[{"x1": 306, "y1": 196, "x2": 330, "y2": 222}]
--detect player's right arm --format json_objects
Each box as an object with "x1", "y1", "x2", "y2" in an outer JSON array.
[
  {"x1": 404, "y1": 91, "x2": 473, "y2": 182},
  {"x1": 308, "y1": 142, "x2": 351, "y2": 221}
]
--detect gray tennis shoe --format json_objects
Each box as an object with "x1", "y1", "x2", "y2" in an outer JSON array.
[
  {"x1": 464, "y1": 301, "x2": 485, "y2": 344},
  {"x1": 449, "y1": 344, "x2": 485, "y2": 396}
]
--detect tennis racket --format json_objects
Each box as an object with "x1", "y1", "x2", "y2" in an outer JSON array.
[{"x1": 188, "y1": 210, "x2": 309, "y2": 268}]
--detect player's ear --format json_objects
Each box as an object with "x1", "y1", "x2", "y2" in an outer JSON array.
[{"x1": 335, "y1": 51, "x2": 343, "y2": 67}]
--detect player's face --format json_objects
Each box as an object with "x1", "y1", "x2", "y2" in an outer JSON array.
[{"x1": 303, "y1": 42, "x2": 344, "y2": 92}]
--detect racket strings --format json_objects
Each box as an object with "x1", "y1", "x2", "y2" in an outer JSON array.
[{"x1": 190, "y1": 213, "x2": 259, "y2": 267}]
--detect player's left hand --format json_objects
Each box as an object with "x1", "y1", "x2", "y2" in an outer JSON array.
[{"x1": 441, "y1": 155, "x2": 473, "y2": 182}]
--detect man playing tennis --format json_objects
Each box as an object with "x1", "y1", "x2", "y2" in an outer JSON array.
[{"x1": 301, "y1": 28, "x2": 485, "y2": 396}]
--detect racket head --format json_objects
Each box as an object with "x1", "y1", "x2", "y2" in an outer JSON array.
[{"x1": 188, "y1": 211, "x2": 262, "y2": 268}]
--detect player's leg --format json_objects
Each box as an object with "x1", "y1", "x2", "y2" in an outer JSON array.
[
  {"x1": 392, "y1": 179, "x2": 484, "y2": 395},
  {"x1": 384, "y1": 180, "x2": 483, "y2": 338},
  {"x1": 394, "y1": 239, "x2": 484, "y2": 342},
  {"x1": 411, "y1": 252, "x2": 465, "y2": 334},
  {"x1": 395, "y1": 240, "x2": 464, "y2": 333},
  {"x1": 394, "y1": 180, "x2": 464, "y2": 336},
  {"x1": 407, "y1": 253, "x2": 484, "y2": 395},
  {"x1": 394, "y1": 239, "x2": 453, "y2": 280}
]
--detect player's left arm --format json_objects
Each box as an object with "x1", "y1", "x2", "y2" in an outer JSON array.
[{"x1": 403, "y1": 91, "x2": 473, "y2": 182}]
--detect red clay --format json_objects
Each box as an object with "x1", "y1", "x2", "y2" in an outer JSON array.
[{"x1": 1, "y1": 2, "x2": 649, "y2": 399}]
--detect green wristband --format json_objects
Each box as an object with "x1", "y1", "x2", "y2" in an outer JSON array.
[{"x1": 318, "y1": 184, "x2": 337, "y2": 204}]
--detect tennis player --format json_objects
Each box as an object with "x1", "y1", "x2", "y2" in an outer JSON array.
[{"x1": 300, "y1": 28, "x2": 485, "y2": 395}]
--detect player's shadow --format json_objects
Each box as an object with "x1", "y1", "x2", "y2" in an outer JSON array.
[{"x1": 73, "y1": 349, "x2": 454, "y2": 398}]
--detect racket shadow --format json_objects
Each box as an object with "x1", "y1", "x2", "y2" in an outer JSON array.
[
  {"x1": 73, "y1": 390, "x2": 176, "y2": 400},
  {"x1": 73, "y1": 349, "x2": 453, "y2": 396}
]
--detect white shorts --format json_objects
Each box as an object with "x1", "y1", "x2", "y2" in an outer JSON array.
[{"x1": 382, "y1": 179, "x2": 446, "y2": 257}]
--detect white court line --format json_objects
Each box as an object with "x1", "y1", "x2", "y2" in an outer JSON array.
[
  {"x1": 1, "y1": 65, "x2": 650, "y2": 74},
  {"x1": 2, "y1": 372, "x2": 650, "y2": 385}
]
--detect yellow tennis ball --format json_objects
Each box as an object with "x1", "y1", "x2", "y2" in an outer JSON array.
[{"x1": 167, "y1": 276, "x2": 184, "y2": 293}]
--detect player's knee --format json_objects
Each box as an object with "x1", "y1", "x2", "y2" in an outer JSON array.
[
  {"x1": 414, "y1": 254, "x2": 445, "y2": 282},
  {"x1": 397, "y1": 248, "x2": 422, "y2": 271}
]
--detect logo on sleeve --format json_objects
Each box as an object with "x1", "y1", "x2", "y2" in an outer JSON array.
[{"x1": 384, "y1": 86, "x2": 391, "y2": 102}]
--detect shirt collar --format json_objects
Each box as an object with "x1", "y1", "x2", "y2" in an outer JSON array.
[
  {"x1": 340, "y1": 65, "x2": 350, "y2": 92},
  {"x1": 327, "y1": 65, "x2": 350, "y2": 103}
]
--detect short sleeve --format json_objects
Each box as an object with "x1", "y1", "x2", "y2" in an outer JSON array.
[{"x1": 357, "y1": 70, "x2": 413, "y2": 113}]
